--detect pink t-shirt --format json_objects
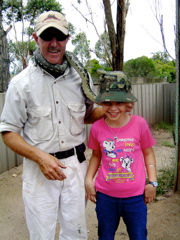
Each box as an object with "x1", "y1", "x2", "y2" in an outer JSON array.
[{"x1": 88, "y1": 115, "x2": 155, "y2": 198}]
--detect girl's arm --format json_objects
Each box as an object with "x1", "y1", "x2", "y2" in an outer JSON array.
[
  {"x1": 142, "y1": 147, "x2": 157, "y2": 203},
  {"x1": 85, "y1": 149, "x2": 102, "y2": 203}
]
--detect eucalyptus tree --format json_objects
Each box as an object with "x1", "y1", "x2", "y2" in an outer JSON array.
[
  {"x1": 2, "y1": 0, "x2": 63, "y2": 70},
  {"x1": 0, "y1": 0, "x2": 10, "y2": 92},
  {"x1": 76, "y1": 0, "x2": 130, "y2": 71},
  {"x1": 94, "y1": 31, "x2": 111, "y2": 67},
  {"x1": 102, "y1": 0, "x2": 129, "y2": 70},
  {"x1": 71, "y1": 32, "x2": 91, "y2": 66},
  {"x1": 149, "y1": 0, "x2": 175, "y2": 61}
]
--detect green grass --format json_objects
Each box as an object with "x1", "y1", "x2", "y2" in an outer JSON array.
[
  {"x1": 161, "y1": 141, "x2": 174, "y2": 148},
  {"x1": 151, "y1": 122, "x2": 176, "y2": 195},
  {"x1": 156, "y1": 157, "x2": 176, "y2": 196},
  {"x1": 153, "y1": 121, "x2": 174, "y2": 132}
]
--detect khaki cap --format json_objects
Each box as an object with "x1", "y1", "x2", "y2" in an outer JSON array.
[{"x1": 35, "y1": 11, "x2": 69, "y2": 36}]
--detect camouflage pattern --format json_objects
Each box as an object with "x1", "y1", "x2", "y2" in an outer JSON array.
[{"x1": 95, "y1": 71, "x2": 137, "y2": 103}]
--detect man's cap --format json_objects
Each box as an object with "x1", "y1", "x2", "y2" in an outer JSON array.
[
  {"x1": 95, "y1": 71, "x2": 137, "y2": 103},
  {"x1": 35, "y1": 11, "x2": 69, "y2": 36}
]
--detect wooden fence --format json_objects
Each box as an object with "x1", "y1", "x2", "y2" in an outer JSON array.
[{"x1": 0, "y1": 83, "x2": 176, "y2": 173}]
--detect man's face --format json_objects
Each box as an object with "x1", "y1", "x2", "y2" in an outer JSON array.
[{"x1": 33, "y1": 27, "x2": 69, "y2": 64}]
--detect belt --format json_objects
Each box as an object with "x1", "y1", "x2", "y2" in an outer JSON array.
[{"x1": 49, "y1": 143, "x2": 86, "y2": 163}]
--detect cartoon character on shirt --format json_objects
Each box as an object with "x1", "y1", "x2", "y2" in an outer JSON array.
[
  {"x1": 120, "y1": 155, "x2": 134, "y2": 172},
  {"x1": 103, "y1": 138, "x2": 117, "y2": 158},
  {"x1": 103, "y1": 139, "x2": 134, "y2": 181}
]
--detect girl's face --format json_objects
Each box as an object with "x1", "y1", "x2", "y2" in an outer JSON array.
[{"x1": 101, "y1": 101, "x2": 127, "y2": 123}]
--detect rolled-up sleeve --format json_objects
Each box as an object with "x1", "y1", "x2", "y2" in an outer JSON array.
[{"x1": 0, "y1": 82, "x2": 27, "y2": 134}]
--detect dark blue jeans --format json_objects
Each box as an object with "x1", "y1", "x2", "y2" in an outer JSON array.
[{"x1": 96, "y1": 192, "x2": 147, "y2": 240}]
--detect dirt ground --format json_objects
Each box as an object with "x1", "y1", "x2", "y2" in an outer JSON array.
[{"x1": 0, "y1": 129, "x2": 180, "y2": 240}]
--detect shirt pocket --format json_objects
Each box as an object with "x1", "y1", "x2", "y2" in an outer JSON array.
[
  {"x1": 68, "y1": 104, "x2": 86, "y2": 135},
  {"x1": 26, "y1": 106, "x2": 53, "y2": 142}
]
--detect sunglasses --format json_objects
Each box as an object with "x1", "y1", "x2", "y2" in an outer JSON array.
[{"x1": 40, "y1": 31, "x2": 68, "y2": 42}]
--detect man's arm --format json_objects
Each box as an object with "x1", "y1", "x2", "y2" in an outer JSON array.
[
  {"x1": 84, "y1": 106, "x2": 104, "y2": 124},
  {"x1": 1, "y1": 131, "x2": 66, "y2": 181},
  {"x1": 126, "y1": 102, "x2": 135, "y2": 112}
]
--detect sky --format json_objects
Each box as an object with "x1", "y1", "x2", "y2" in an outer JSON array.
[{"x1": 62, "y1": 0, "x2": 176, "y2": 61}]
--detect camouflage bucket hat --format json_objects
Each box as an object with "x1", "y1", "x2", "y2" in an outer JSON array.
[{"x1": 95, "y1": 71, "x2": 137, "y2": 103}]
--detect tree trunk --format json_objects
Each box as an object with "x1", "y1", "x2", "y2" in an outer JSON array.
[
  {"x1": 102, "y1": 0, "x2": 116, "y2": 69},
  {"x1": 103, "y1": 0, "x2": 129, "y2": 71},
  {"x1": 116, "y1": 0, "x2": 128, "y2": 70},
  {"x1": 0, "y1": 0, "x2": 10, "y2": 92}
]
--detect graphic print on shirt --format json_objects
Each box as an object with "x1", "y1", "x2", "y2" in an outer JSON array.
[
  {"x1": 103, "y1": 138, "x2": 135, "y2": 183},
  {"x1": 103, "y1": 138, "x2": 117, "y2": 158}
]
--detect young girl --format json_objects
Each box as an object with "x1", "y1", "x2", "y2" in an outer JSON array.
[{"x1": 85, "y1": 71, "x2": 157, "y2": 240}]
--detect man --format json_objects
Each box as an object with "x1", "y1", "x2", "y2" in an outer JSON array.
[{"x1": 0, "y1": 11, "x2": 133, "y2": 240}]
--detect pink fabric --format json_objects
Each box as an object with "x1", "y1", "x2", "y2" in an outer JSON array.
[{"x1": 88, "y1": 115, "x2": 155, "y2": 198}]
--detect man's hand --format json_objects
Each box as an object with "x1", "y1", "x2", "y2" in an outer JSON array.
[
  {"x1": 2, "y1": 131, "x2": 67, "y2": 181},
  {"x1": 39, "y1": 152, "x2": 67, "y2": 181},
  {"x1": 126, "y1": 102, "x2": 135, "y2": 112},
  {"x1": 38, "y1": 152, "x2": 66, "y2": 181}
]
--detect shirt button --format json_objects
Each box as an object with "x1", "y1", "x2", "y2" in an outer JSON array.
[
  {"x1": 59, "y1": 121, "x2": 61, "y2": 124},
  {"x1": 61, "y1": 141, "x2": 64, "y2": 144},
  {"x1": 56, "y1": 101, "x2": 59, "y2": 104}
]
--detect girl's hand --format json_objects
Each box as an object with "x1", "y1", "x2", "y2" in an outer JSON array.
[
  {"x1": 144, "y1": 184, "x2": 156, "y2": 203},
  {"x1": 85, "y1": 179, "x2": 97, "y2": 203}
]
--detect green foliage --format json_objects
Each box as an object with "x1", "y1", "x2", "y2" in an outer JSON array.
[
  {"x1": 3, "y1": 0, "x2": 63, "y2": 26},
  {"x1": 2, "y1": 0, "x2": 64, "y2": 71},
  {"x1": 154, "y1": 121, "x2": 175, "y2": 196},
  {"x1": 86, "y1": 59, "x2": 112, "y2": 84},
  {"x1": 86, "y1": 59, "x2": 102, "y2": 74},
  {"x1": 151, "y1": 51, "x2": 176, "y2": 83},
  {"x1": 153, "y1": 121, "x2": 174, "y2": 132},
  {"x1": 123, "y1": 59, "x2": 136, "y2": 77},
  {"x1": 25, "y1": 0, "x2": 63, "y2": 24},
  {"x1": 152, "y1": 59, "x2": 176, "y2": 83},
  {"x1": 86, "y1": 59, "x2": 103, "y2": 84},
  {"x1": 2, "y1": 0, "x2": 23, "y2": 24},
  {"x1": 152, "y1": 51, "x2": 170, "y2": 63},
  {"x1": 161, "y1": 141, "x2": 174, "y2": 148},
  {"x1": 124, "y1": 56, "x2": 156, "y2": 77},
  {"x1": 9, "y1": 39, "x2": 36, "y2": 57},
  {"x1": 8, "y1": 39, "x2": 36, "y2": 73},
  {"x1": 71, "y1": 32, "x2": 91, "y2": 65},
  {"x1": 124, "y1": 52, "x2": 176, "y2": 82},
  {"x1": 94, "y1": 32, "x2": 112, "y2": 67},
  {"x1": 156, "y1": 161, "x2": 176, "y2": 195},
  {"x1": 68, "y1": 23, "x2": 76, "y2": 37}
]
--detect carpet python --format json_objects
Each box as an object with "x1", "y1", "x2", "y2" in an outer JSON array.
[
  {"x1": 35, "y1": 48, "x2": 96, "y2": 102},
  {"x1": 65, "y1": 51, "x2": 96, "y2": 102}
]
